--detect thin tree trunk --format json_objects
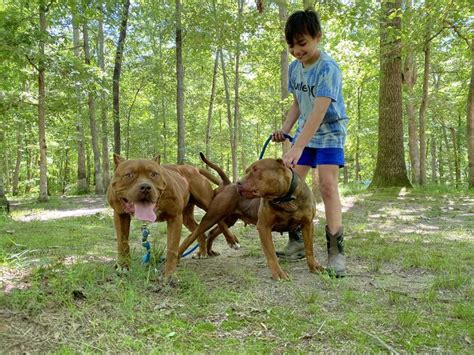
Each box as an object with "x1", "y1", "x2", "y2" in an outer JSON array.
[
  {"x1": 419, "y1": 40, "x2": 430, "y2": 186},
  {"x1": 113, "y1": 0, "x2": 131, "y2": 155},
  {"x1": 98, "y1": 3, "x2": 110, "y2": 190},
  {"x1": 73, "y1": 14, "x2": 88, "y2": 193},
  {"x1": 206, "y1": 51, "x2": 219, "y2": 162},
  {"x1": 438, "y1": 142, "x2": 444, "y2": 184},
  {"x1": 38, "y1": 0, "x2": 48, "y2": 202},
  {"x1": 0, "y1": 172, "x2": 8, "y2": 213},
  {"x1": 402, "y1": 0, "x2": 420, "y2": 185},
  {"x1": 234, "y1": 0, "x2": 243, "y2": 177},
  {"x1": 441, "y1": 123, "x2": 454, "y2": 184},
  {"x1": 220, "y1": 49, "x2": 237, "y2": 182},
  {"x1": 355, "y1": 85, "x2": 362, "y2": 181},
  {"x1": 430, "y1": 133, "x2": 437, "y2": 183},
  {"x1": 84, "y1": 21, "x2": 104, "y2": 195},
  {"x1": 467, "y1": 39, "x2": 474, "y2": 188},
  {"x1": 370, "y1": 0, "x2": 410, "y2": 188},
  {"x1": 449, "y1": 127, "x2": 461, "y2": 187},
  {"x1": 63, "y1": 146, "x2": 70, "y2": 194},
  {"x1": 176, "y1": 0, "x2": 185, "y2": 164},
  {"x1": 125, "y1": 85, "x2": 144, "y2": 159},
  {"x1": 12, "y1": 130, "x2": 22, "y2": 196},
  {"x1": 279, "y1": 1, "x2": 290, "y2": 154}
]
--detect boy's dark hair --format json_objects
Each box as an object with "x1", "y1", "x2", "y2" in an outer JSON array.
[{"x1": 285, "y1": 9, "x2": 321, "y2": 45}]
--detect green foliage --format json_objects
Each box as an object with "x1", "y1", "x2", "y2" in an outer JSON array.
[{"x1": 0, "y1": 1, "x2": 472, "y2": 196}]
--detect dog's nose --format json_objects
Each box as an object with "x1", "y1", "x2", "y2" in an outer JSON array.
[{"x1": 139, "y1": 183, "x2": 152, "y2": 192}]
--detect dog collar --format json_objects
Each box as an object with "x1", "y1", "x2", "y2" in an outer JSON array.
[{"x1": 271, "y1": 169, "x2": 299, "y2": 205}]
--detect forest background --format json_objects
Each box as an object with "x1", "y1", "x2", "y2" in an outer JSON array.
[{"x1": 0, "y1": 0, "x2": 473, "y2": 204}]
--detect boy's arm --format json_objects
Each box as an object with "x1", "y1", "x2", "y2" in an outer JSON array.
[
  {"x1": 272, "y1": 96, "x2": 300, "y2": 142},
  {"x1": 282, "y1": 96, "x2": 331, "y2": 167}
]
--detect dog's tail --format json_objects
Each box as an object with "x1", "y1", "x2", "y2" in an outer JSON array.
[
  {"x1": 200, "y1": 152, "x2": 231, "y2": 186},
  {"x1": 198, "y1": 168, "x2": 221, "y2": 185}
]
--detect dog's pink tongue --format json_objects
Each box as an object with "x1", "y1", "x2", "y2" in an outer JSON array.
[{"x1": 134, "y1": 202, "x2": 156, "y2": 222}]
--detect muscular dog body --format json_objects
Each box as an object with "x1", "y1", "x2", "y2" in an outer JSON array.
[
  {"x1": 107, "y1": 154, "x2": 234, "y2": 276},
  {"x1": 178, "y1": 156, "x2": 324, "y2": 280},
  {"x1": 237, "y1": 158, "x2": 324, "y2": 280}
]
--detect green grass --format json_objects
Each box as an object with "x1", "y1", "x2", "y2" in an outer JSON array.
[{"x1": 1, "y1": 190, "x2": 473, "y2": 353}]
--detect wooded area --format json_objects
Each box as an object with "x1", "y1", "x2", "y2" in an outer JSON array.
[{"x1": 0, "y1": 0, "x2": 473, "y2": 203}]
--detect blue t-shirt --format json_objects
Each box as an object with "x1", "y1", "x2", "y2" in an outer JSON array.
[{"x1": 288, "y1": 51, "x2": 348, "y2": 149}]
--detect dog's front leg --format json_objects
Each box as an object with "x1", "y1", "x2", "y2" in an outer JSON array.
[
  {"x1": 114, "y1": 212, "x2": 131, "y2": 269},
  {"x1": 302, "y1": 222, "x2": 324, "y2": 273},
  {"x1": 257, "y1": 220, "x2": 289, "y2": 280},
  {"x1": 164, "y1": 215, "x2": 183, "y2": 276}
]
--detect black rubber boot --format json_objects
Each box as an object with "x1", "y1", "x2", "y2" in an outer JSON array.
[
  {"x1": 326, "y1": 226, "x2": 346, "y2": 278},
  {"x1": 276, "y1": 226, "x2": 305, "y2": 261}
]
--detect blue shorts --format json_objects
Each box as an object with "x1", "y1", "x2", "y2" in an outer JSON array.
[{"x1": 297, "y1": 147, "x2": 345, "y2": 168}]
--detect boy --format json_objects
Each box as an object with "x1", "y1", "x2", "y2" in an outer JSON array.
[{"x1": 272, "y1": 9, "x2": 347, "y2": 277}]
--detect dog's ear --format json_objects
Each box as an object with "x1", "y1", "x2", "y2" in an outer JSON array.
[
  {"x1": 153, "y1": 155, "x2": 161, "y2": 165},
  {"x1": 113, "y1": 154, "x2": 126, "y2": 168}
]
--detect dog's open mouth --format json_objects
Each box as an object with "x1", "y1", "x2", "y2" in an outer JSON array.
[{"x1": 120, "y1": 198, "x2": 157, "y2": 222}]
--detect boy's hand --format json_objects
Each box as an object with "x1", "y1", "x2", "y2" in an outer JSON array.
[
  {"x1": 272, "y1": 130, "x2": 288, "y2": 142},
  {"x1": 283, "y1": 145, "x2": 304, "y2": 168}
]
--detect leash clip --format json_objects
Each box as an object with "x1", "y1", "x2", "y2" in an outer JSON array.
[{"x1": 141, "y1": 223, "x2": 151, "y2": 264}]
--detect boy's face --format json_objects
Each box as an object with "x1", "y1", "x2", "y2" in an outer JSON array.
[{"x1": 288, "y1": 32, "x2": 321, "y2": 66}]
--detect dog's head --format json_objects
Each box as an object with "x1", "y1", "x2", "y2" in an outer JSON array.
[
  {"x1": 236, "y1": 158, "x2": 288, "y2": 199},
  {"x1": 108, "y1": 154, "x2": 167, "y2": 222}
]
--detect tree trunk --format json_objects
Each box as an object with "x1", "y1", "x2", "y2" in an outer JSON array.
[
  {"x1": 419, "y1": 40, "x2": 430, "y2": 186},
  {"x1": 12, "y1": 130, "x2": 22, "y2": 196},
  {"x1": 438, "y1": 142, "x2": 444, "y2": 184},
  {"x1": 355, "y1": 85, "x2": 362, "y2": 181},
  {"x1": 176, "y1": 0, "x2": 185, "y2": 164},
  {"x1": 279, "y1": 1, "x2": 290, "y2": 154},
  {"x1": 84, "y1": 21, "x2": 104, "y2": 195},
  {"x1": 113, "y1": 0, "x2": 131, "y2": 155},
  {"x1": 235, "y1": 0, "x2": 243, "y2": 177},
  {"x1": 125, "y1": 85, "x2": 143, "y2": 158},
  {"x1": 467, "y1": 39, "x2": 474, "y2": 188},
  {"x1": 449, "y1": 127, "x2": 461, "y2": 188},
  {"x1": 72, "y1": 14, "x2": 88, "y2": 194},
  {"x1": 430, "y1": 133, "x2": 437, "y2": 183},
  {"x1": 402, "y1": 0, "x2": 420, "y2": 185},
  {"x1": 220, "y1": 49, "x2": 237, "y2": 182},
  {"x1": 441, "y1": 123, "x2": 454, "y2": 184},
  {"x1": 37, "y1": 0, "x2": 48, "y2": 202},
  {"x1": 206, "y1": 51, "x2": 219, "y2": 162},
  {"x1": 0, "y1": 174, "x2": 8, "y2": 213},
  {"x1": 370, "y1": 0, "x2": 411, "y2": 188},
  {"x1": 98, "y1": 3, "x2": 110, "y2": 191}
]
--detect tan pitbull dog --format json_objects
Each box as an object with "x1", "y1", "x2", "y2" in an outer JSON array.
[
  {"x1": 107, "y1": 154, "x2": 235, "y2": 276},
  {"x1": 236, "y1": 158, "x2": 324, "y2": 280}
]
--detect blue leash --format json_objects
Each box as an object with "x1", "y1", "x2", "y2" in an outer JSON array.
[
  {"x1": 141, "y1": 223, "x2": 200, "y2": 264},
  {"x1": 259, "y1": 133, "x2": 293, "y2": 160}
]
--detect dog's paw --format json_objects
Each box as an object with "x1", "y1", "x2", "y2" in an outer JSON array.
[
  {"x1": 115, "y1": 264, "x2": 130, "y2": 276},
  {"x1": 307, "y1": 259, "x2": 325, "y2": 273},
  {"x1": 192, "y1": 252, "x2": 208, "y2": 259},
  {"x1": 229, "y1": 242, "x2": 241, "y2": 250},
  {"x1": 207, "y1": 250, "x2": 221, "y2": 257},
  {"x1": 271, "y1": 268, "x2": 290, "y2": 281},
  {"x1": 159, "y1": 274, "x2": 179, "y2": 287}
]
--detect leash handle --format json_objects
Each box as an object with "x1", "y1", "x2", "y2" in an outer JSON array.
[{"x1": 259, "y1": 133, "x2": 293, "y2": 160}]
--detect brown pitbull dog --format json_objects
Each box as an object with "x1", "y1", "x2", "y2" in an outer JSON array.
[
  {"x1": 107, "y1": 154, "x2": 235, "y2": 277},
  {"x1": 237, "y1": 158, "x2": 324, "y2": 280},
  {"x1": 178, "y1": 156, "x2": 324, "y2": 280}
]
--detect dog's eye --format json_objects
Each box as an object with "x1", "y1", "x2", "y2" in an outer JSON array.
[
  {"x1": 150, "y1": 172, "x2": 159, "y2": 178},
  {"x1": 124, "y1": 172, "x2": 134, "y2": 179}
]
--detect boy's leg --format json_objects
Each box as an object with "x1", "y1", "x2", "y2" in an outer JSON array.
[
  {"x1": 318, "y1": 164, "x2": 345, "y2": 277},
  {"x1": 275, "y1": 165, "x2": 310, "y2": 260}
]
